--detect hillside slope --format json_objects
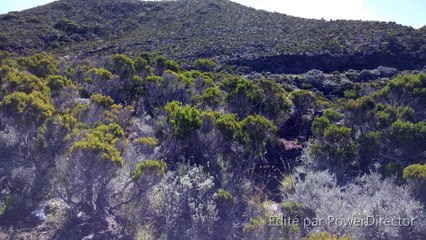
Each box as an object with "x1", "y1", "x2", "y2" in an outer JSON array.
[{"x1": 0, "y1": 0, "x2": 425, "y2": 73}]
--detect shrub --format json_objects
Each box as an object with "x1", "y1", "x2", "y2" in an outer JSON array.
[
  {"x1": 88, "y1": 67, "x2": 113, "y2": 81},
  {"x1": 0, "y1": 66, "x2": 50, "y2": 95},
  {"x1": 312, "y1": 116, "x2": 331, "y2": 137},
  {"x1": 1, "y1": 91, "x2": 55, "y2": 121},
  {"x1": 134, "y1": 136, "x2": 159, "y2": 147},
  {"x1": 70, "y1": 123, "x2": 125, "y2": 165},
  {"x1": 194, "y1": 58, "x2": 217, "y2": 72},
  {"x1": 112, "y1": 54, "x2": 135, "y2": 77},
  {"x1": 134, "y1": 57, "x2": 148, "y2": 72},
  {"x1": 216, "y1": 113, "x2": 241, "y2": 140},
  {"x1": 323, "y1": 109, "x2": 341, "y2": 122},
  {"x1": 378, "y1": 73, "x2": 426, "y2": 105},
  {"x1": 390, "y1": 120, "x2": 426, "y2": 154},
  {"x1": 200, "y1": 87, "x2": 223, "y2": 107},
  {"x1": 54, "y1": 19, "x2": 84, "y2": 34},
  {"x1": 165, "y1": 59, "x2": 180, "y2": 72},
  {"x1": 154, "y1": 56, "x2": 167, "y2": 69},
  {"x1": 323, "y1": 125, "x2": 352, "y2": 144},
  {"x1": 90, "y1": 93, "x2": 114, "y2": 107},
  {"x1": 47, "y1": 75, "x2": 72, "y2": 91},
  {"x1": 132, "y1": 160, "x2": 167, "y2": 180},
  {"x1": 145, "y1": 74, "x2": 163, "y2": 84},
  {"x1": 17, "y1": 53, "x2": 59, "y2": 78},
  {"x1": 240, "y1": 115, "x2": 277, "y2": 148},
  {"x1": 403, "y1": 164, "x2": 426, "y2": 183},
  {"x1": 165, "y1": 101, "x2": 202, "y2": 138}
]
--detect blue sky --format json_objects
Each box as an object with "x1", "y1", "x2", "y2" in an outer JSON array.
[{"x1": 0, "y1": 0, "x2": 425, "y2": 28}]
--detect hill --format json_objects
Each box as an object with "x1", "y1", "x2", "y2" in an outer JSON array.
[{"x1": 0, "y1": 0, "x2": 425, "y2": 73}]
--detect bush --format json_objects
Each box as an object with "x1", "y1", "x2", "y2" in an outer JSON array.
[
  {"x1": 312, "y1": 116, "x2": 331, "y2": 137},
  {"x1": 1, "y1": 91, "x2": 55, "y2": 121},
  {"x1": 47, "y1": 75, "x2": 72, "y2": 92},
  {"x1": 54, "y1": 19, "x2": 84, "y2": 34},
  {"x1": 165, "y1": 59, "x2": 180, "y2": 72},
  {"x1": 378, "y1": 73, "x2": 426, "y2": 105},
  {"x1": 240, "y1": 115, "x2": 277, "y2": 148},
  {"x1": 323, "y1": 109, "x2": 341, "y2": 122},
  {"x1": 134, "y1": 57, "x2": 148, "y2": 72},
  {"x1": 88, "y1": 68, "x2": 113, "y2": 81},
  {"x1": 17, "y1": 53, "x2": 59, "y2": 78},
  {"x1": 132, "y1": 160, "x2": 167, "y2": 180},
  {"x1": 323, "y1": 125, "x2": 352, "y2": 144},
  {"x1": 112, "y1": 54, "x2": 135, "y2": 77},
  {"x1": 70, "y1": 123, "x2": 125, "y2": 165},
  {"x1": 134, "y1": 136, "x2": 159, "y2": 147},
  {"x1": 403, "y1": 164, "x2": 426, "y2": 183},
  {"x1": 200, "y1": 87, "x2": 223, "y2": 107},
  {"x1": 216, "y1": 113, "x2": 241, "y2": 140},
  {"x1": 390, "y1": 120, "x2": 426, "y2": 154},
  {"x1": 194, "y1": 59, "x2": 217, "y2": 72},
  {"x1": 90, "y1": 93, "x2": 114, "y2": 108},
  {"x1": 165, "y1": 101, "x2": 202, "y2": 138}
]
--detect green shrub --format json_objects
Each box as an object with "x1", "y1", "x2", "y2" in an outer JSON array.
[
  {"x1": 240, "y1": 115, "x2": 277, "y2": 147},
  {"x1": 346, "y1": 96, "x2": 376, "y2": 122},
  {"x1": 17, "y1": 53, "x2": 59, "y2": 78},
  {"x1": 154, "y1": 56, "x2": 168, "y2": 70},
  {"x1": 390, "y1": 120, "x2": 426, "y2": 152},
  {"x1": 88, "y1": 67, "x2": 113, "y2": 81},
  {"x1": 216, "y1": 113, "x2": 241, "y2": 140},
  {"x1": 0, "y1": 66, "x2": 50, "y2": 95},
  {"x1": 146, "y1": 75, "x2": 164, "y2": 83},
  {"x1": 112, "y1": 54, "x2": 135, "y2": 77},
  {"x1": 134, "y1": 136, "x2": 159, "y2": 147},
  {"x1": 54, "y1": 19, "x2": 83, "y2": 34},
  {"x1": 132, "y1": 160, "x2": 167, "y2": 180},
  {"x1": 403, "y1": 164, "x2": 426, "y2": 183},
  {"x1": 243, "y1": 217, "x2": 267, "y2": 237},
  {"x1": 280, "y1": 176, "x2": 295, "y2": 195},
  {"x1": 312, "y1": 116, "x2": 331, "y2": 137},
  {"x1": 1, "y1": 91, "x2": 54, "y2": 121},
  {"x1": 165, "y1": 59, "x2": 180, "y2": 72},
  {"x1": 90, "y1": 94, "x2": 114, "y2": 107},
  {"x1": 194, "y1": 58, "x2": 217, "y2": 72},
  {"x1": 201, "y1": 87, "x2": 223, "y2": 106},
  {"x1": 358, "y1": 131, "x2": 382, "y2": 159},
  {"x1": 323, "y1": 108, "x2": 341, "y2": 122},
  {"x1": 135, "y1": 57, "x2": 148, "y2": 72},
  {"x1": 47, "y1": 75, "x2": 72, "y2": 91},
  {"x1": 70, "y1": 123, "x2": 125, "y2": 165},
  {"x1": 165, "y1": 101, "x2": 202, "y2": 138},
  {"x1": 379, "y1": 73, "x2": 426, "y2": 104},
  {"x1": 323, "y1": 125, "x2": 352, "y2": 144}
]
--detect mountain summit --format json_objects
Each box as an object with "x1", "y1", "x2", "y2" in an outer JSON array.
[{"x1": 0, "y1": 0, "x2": 425, "y2": 72}]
